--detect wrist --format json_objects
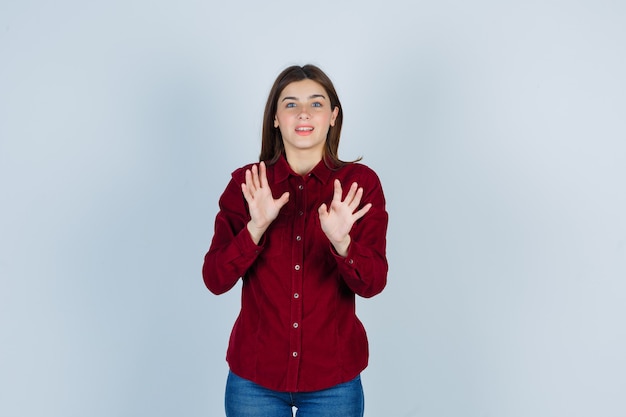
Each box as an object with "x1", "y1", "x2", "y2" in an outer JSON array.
[
  {"x1": 246, "y1": 221, "x2": 267, "y2": 245},
  {"x1": 331, "y1": 236, "x2": 351, "y2": 257}
]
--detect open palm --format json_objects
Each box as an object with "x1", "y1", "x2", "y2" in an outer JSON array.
[
  {"x1": 241, "y1": 162, "x2": 289, "y2": 243},
  {"x1": 318, "y1": 179, "x2": 372, "y2": 256}
]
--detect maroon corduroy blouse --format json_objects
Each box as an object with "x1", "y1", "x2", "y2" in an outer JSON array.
[{"x1": 203, "y1": 156, "x2": 388, "y2": 392}]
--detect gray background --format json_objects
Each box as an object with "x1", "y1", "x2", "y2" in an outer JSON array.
[{"x1": 1, "y1": 1, "x2": 625, "y2": 416}]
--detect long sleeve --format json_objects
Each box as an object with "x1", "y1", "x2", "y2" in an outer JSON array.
[
  {"x1": 202, "y1": 169, "x2": 263, "y2": 295},
  {"x1": 332, "y1": 167, "x2": 388, "y2": 298}
]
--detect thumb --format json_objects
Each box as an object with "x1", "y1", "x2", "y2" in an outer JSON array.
[
  {"x1": 318, "y1": 203, "x2": 328, "y2": 217},
  {"x1": 277, "y1": 192, "x2": 290, "y2": 207}
]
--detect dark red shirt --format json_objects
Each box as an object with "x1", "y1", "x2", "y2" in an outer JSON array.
[{"x1": 202, "y1": 156, "x2": 388, "y2": 392}]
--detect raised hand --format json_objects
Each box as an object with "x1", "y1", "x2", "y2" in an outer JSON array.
[
  {"x1": 241, "y1": 161, "x2": 289, "y2": 244},
  {"x1": 318, "y1": 179, "x2": 372, "y2": 257}
]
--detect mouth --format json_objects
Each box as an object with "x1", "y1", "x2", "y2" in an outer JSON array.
[{"x1": 295, "y1": 125, "x2": 314, "y2": 136}]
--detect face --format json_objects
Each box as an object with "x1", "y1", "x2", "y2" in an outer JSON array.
[{"x1": 274, "y1": 79, "x2": 339, "y2": 160}]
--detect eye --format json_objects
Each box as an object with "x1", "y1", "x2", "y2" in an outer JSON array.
[
  {"x1": 312, "y1": 102, "x2": 322, "y2": 108},
  {"x1": 286, "y1": 102, "x2": 296, "y2": 108}
]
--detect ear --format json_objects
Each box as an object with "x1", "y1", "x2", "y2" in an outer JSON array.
[
  {"x1": 330, "y1": 106, "x2": 339, "y2": 127},
  {"x1": 274, "y1": 116, "x2": 279, "y2": 128}
]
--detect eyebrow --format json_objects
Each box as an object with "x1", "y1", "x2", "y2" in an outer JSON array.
[{"x1": 281, "y1": 94, "x2": 327, "y2": 102}]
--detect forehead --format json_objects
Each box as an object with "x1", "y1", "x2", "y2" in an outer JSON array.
[{"x1": 279, "y1": 79, "x2": 328, "y2": 100}]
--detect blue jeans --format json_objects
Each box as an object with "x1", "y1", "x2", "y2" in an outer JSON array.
[{"x1": 225, "y1": 370, "x2": 364, "y2": 417}]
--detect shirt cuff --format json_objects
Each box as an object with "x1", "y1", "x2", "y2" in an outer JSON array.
[
  {"x1": 235, "y1": 227, "x2": 265, "y2": 258},
  {"x1": 330, "y1": 243, "x2": 356, "y2": 268}
]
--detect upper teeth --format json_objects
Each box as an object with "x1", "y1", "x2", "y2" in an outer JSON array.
[{"x1": 296, "y1": 127, "x2": 313, "y2": 131}]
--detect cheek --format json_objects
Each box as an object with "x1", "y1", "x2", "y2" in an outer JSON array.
[
  {"x1": 274, "y1": 113, "x2": 286, "y2": 127},
  {"x1": 277, "y1": 124, "x2": 292, "y2": 138},
  {"x1": 276, "y1": 110, "x2": 295, "y2": 123}
]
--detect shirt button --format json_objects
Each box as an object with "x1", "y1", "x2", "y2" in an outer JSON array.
[
  {"x1": 298, "y1": 184, "x2": 304, "y2": 190},
  {"x1": 294, "y1": 264, "x2": 301, "y2": 271},
  {"x1": 296, "y1": 235, "x2": 302, "y2": 241},
  {"x1": 348, "y1": 259, "x2": 354, "y2": 265},
  {"x1": 292, "y1": 352, "x2": 298, "y2": 358},
  {"x1": 294, "y1": 293, "x2": 300, "y2": 299},
  {"x1": 293, "y1": 323, "x2": 299, "y2": 329},
  {"x1": 298, "y1": 211, "x2": 303, "y2": 216}
]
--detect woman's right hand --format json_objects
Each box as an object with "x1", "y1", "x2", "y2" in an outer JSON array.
[{"x1": 241, "y1": 161, "x2": 290, "y2": 244}]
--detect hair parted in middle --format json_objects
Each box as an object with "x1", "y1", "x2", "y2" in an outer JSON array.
[{"x1": 260, "y1": 64, "x2": 361, "y2": 168}]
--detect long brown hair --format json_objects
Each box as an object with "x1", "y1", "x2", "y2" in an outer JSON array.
[{"x1": 260, "y1": 64, "x2": 360, "y2": 168}]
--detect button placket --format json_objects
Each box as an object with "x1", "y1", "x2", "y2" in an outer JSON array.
[{"x1": 286, "y1": 176, "x2": 305, "y2": 388}]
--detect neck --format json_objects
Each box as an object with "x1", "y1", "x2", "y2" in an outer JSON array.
[{"x1": 284, "y1": 150, "x2": 323, "y2": 175}]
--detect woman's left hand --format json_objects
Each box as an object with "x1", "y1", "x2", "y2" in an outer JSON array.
[{"x1": 318, "y1": 179, "x2": 372, "y2": 257}]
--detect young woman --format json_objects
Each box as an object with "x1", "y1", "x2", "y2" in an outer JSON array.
[{"x1": 202, "y1": 64, "x2": 388, "y2": 417}]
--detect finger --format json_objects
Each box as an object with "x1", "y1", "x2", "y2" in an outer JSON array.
[
  {"x1": 348, "y1": 186, "x2": 364, "y2": 210},
  {"x1": 344, "y1": 182, "x2": 359, "y2": 205},
  {"x1": 277, "y1": 191, "x2": 290, "y2": 208},
  {"x1": 245, "y1": 169, "x2": 256, "y2": 194},
  {"x1": 353, "y1": 203, "x2": 372, "y2": 221},
  {"x1": 318, "y1": 203, "x2": 328, "y2": 217},
  {"x1": 259, "y1": 161, "x2": 269, "y2": 189},
  {"x1": 332, "y1": 179, "x2": 343, "y2": 203},
  {"x1": 241, "y1": 183, "x2": 253, "y2": 203},
  {"x1": 251, "y1": 164, "x2": 261, "y2": 190}
]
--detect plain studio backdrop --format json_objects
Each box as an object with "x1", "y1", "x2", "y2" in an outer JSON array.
[{"x1": 1, "y1": 1, "x2": 624, "y2": 416}]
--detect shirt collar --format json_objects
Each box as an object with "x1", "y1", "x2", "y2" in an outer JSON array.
[{"x1": 272, "y1": 154, "x2": 333, "y2": 185}]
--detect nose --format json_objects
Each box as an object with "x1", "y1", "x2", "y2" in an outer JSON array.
[{"x1": 298, "y1": 108, "x2": 310, "y2": 120}]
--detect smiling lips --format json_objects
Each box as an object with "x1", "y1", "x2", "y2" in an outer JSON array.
[{"x1": 295, "y1": 126, "x2": 314, "y2": 135}]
